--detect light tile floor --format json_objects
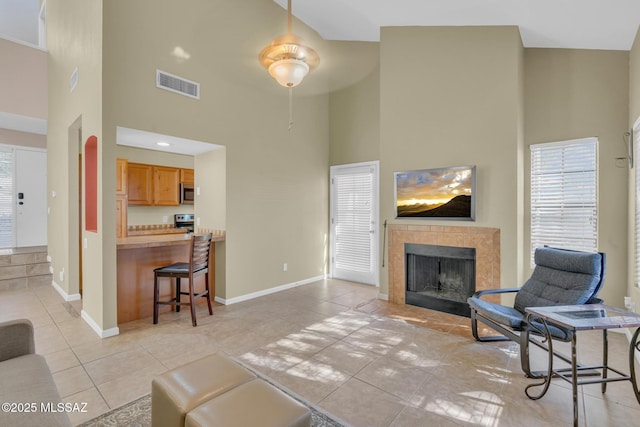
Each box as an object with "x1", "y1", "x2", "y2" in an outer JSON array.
[{"x1": 2, "y1": 278, "x2": 640, "y2": 426}]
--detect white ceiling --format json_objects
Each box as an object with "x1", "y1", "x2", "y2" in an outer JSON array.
[
  {"x1": 116, "y1": 127, "x2": 221, "y2": 156},
  {"x1": 0, "y1": 0, "x2": 39, "y2": 45},
  {"x1": 275, "y1": 0, "x2": 640, "y2": 51},
  {"x1": 1, "y1": 0, "x2": 639, "y2": 51}
]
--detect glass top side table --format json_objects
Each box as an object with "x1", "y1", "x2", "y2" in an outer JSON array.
[{"x1": 524, "y1": 304, "x2": 640, "y2": 427}]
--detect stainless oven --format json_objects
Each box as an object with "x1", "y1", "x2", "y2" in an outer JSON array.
[
  {"x1": 180, "y1": 183, "x2": 195, "y2": 205},
  {"x1": 174, "y1": 214, "x2": 194, "y2": 232}
]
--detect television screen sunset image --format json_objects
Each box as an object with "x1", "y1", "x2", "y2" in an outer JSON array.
[{"x1": 395, "y1": 166, "x2": 475, "y2": 219}]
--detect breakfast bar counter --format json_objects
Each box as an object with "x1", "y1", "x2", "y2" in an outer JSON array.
[{"x1": 116, "y1": 231, "x2": 225, "y2": 324}]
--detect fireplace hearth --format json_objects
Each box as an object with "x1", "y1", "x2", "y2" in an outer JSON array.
[{"x1": 405, "y1": 243, "x2": 476, "y2": 317}]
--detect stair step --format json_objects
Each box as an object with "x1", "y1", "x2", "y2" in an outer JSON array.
[
  {"x1": 0, "y1": 262, "x2": 50, "y2": 279},
  {"x1": 0, "y1": 247, "x2": 51, "y2": 292},
  {"x1": 0, "y1": 274, "x2": 53, "y2": 292},
  {"x1": 0, "y1": 251, "x2": 48, "y2": 266}
]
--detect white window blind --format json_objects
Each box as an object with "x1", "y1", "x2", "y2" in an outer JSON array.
[
  {"x1": 0, "y1": 146, "x2": 14, "y2": 248},
  {"x1": 333, "y1": 171, "x2": 373, "y2": 273},
  {"x1": 530, "y1": 138, "x2": 598, "y2": 265},
  {"x1": 635, "y1": 126, "x2": 640, "y2": 287}
]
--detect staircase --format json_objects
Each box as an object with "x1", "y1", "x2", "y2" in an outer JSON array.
[{"x1": 0, "y1": 246, "x2": 52, "y2": 292}]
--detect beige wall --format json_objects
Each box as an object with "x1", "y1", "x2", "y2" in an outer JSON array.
[
  {"x1": 379, "y1": 26, "x2": 525, "y2": 297},
  {"x1": 329, "y1": 66, "x2": 380, "y2": 166},
  {"x1": 101, "y1": 0, "x2": 329, "y2": 307},
  {"x1": 0, "y1": 128, "x2": 46, "y2": 148},
  {"x1": 629, "y1": 28, "x2": 640, "y2": 310},
  {"x1": 195, "y1": 147, "x2": 226, "y2": 297},
  {"x1": 524, "y1": 49, "x2": 630, "y2": 307},
  {"x1": 47, "y1": 0, "x2": 108, "y2": 328},
  {"x1": 631, "y1": 30, "x2": 640, "y2": 125},
  {"x1": 0, "y1": 38, "x2": 47, "y2": 119}
]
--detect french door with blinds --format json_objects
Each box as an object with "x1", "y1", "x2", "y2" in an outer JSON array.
[{"x1": 330, "y1": 161, "x2": 379, "y2": 286}]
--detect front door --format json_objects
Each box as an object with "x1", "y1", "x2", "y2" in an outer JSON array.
[
  {"x1": 330, "y1": 161, "x2": 379, "y2": 286},
  {"x1": 16, "y1": 148, "x2": 47, "y2": 247}
]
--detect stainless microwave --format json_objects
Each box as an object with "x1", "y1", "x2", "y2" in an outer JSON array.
[{"x1": 180, "y1": 183, "x2": 195, "y2": 204}]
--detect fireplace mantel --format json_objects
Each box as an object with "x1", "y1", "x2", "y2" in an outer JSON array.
[{"x1": 387, "y1": 224, "x2": 500, "y2": 307}]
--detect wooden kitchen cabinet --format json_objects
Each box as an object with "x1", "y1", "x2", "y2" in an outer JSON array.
[
  {"x1": 116, "y1": 194, "x2": 128, "y2": 237},
  {"x1": 153, "y1": 166, "x2": 180, "y2": 206},
  {"x1": 180, "y1": 168, "x2": 194, "y2": 184},
  {"x1": 127, "y1": 163, "x2": 153, "y2": 205},
  {"x1": 116, "y1": 158, "x2": 128, "y2": 195}
]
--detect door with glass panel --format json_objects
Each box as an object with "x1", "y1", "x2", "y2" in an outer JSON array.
[{"x1": 330, "y1": 162, "x2": 379, "y2": 286}]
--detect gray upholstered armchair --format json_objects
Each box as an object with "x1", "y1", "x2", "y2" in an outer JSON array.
[
  {"x1": 0, "y1": 319, "x2": 71, "y2": 427},
  {"x1": 467, "y1": 247, "x2": 606, "y2": 377}
]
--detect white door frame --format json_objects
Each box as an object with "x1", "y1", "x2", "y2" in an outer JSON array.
[{"x1": 330, "y1": 160, "x2": 380, "y2": 286}]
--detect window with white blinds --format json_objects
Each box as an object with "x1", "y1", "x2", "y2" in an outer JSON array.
[
  {"x1": 530, "y1": 138, "x2": 598, "y2": 265},
  {"x1": 634, "y1": 125, "x2": 640, "y2": 287},
  {"x1": 0, "y1": 146, "x2": 14, "y2": 248},
  {"x1": 333, "y1": 171, "x2": 373, "y2": 273}
]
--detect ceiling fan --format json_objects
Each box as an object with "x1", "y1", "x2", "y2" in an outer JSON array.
[{"x1": 258, "y1": 0, "x2": 320, "y2": 88}]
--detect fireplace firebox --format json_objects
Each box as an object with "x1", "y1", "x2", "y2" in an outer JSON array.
[{"x1": 405, "y1": 243, "x2": 476, "y2": 317}]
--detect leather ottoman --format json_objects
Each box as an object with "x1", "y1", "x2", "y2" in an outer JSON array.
[
  {"x1": 151, "y1": 353, "x2": 255, "y2": 427},
  {"x1": 185, "y1": 379, "x2": 311, "y2": 427}
]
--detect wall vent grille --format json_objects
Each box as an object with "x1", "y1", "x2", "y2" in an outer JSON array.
[{"x1": 156, "y1": 69, "x2": 200, "y2": 99}]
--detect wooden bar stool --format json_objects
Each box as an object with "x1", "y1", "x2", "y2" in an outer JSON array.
[{"x1": 153, "y1": 233, "x2": 213, "y2": 326}]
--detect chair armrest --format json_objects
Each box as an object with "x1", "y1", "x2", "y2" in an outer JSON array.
[
  {"x1": 0, "y1": 319, "x2": 35, "y2": 362},
  {"x1": 471, "y1": 288, "x2": 521, "y2": 299}
]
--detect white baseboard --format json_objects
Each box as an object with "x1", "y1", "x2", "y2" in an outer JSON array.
[
  {"x1": 214, "y1": 275, "x2": 325, "y2": 305},
  {"x1": 378, "y1": 293, "x2": 389, "y2": 301},
  {"x1": 51, "y1": 280, "x2": 81, "y2": 302},
  {"x1": 81, "y1": 310, "x2": 119, "y2": 339}
]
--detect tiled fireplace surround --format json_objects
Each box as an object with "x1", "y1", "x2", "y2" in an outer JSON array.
[{"x1": 388, "y1": 224, "x2": 501, "y2": 306}]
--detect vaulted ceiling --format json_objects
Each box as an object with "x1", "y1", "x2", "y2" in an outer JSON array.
[
  {"x1": 275, "y1": 0, "x2": 640, "y2": 50},
  {"x1": 1, "y1": 0, "x2": 639, "y2": 51}
]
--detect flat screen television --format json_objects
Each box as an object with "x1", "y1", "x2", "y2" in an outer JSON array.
[{"x1": 394, "y1": 165, "x2": 476, "y2": 220}]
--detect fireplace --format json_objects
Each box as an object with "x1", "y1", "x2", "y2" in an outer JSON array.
[
  {"x1": 387, "y1": 225, "x2": 500, "y2": 312},
  {"x1": 405, "y1": 244, "x2": 476, "y2": 317}
]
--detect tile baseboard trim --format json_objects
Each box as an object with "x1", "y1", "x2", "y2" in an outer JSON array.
[
  {"x1": 51, "y1": 280, "x2": 81, "y2": 302},
  {"x1": 81, "y1": 309, "x2": 120, "y2": 339},
  {"x1": 214, "y1": 275, "x2": 326, "y2": 305}
]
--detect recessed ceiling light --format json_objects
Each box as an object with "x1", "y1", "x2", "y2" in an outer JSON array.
[{"x1": 157, "y1": 141, "x2": 171, "y2": 147}]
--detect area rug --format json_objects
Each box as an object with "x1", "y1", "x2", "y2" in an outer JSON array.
[{"x1": 78, "y1": 363, "x2": 347, "y2": 427}]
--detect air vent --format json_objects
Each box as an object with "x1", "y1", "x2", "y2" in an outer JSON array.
[{"x1": 156, "y1": 69, "x2": 200, "y2": 99}]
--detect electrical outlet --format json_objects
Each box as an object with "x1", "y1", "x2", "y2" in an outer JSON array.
[
  {"x1": 283, "y1": 263, "x2": 288, "y2": 272},
  {"x1": 59, "y1": 269, "x2": 64, "y2": 282},
  {"x1": 197, "y1": 217, "x2": 201, "y2": 226},
  {"x1": 162, "y1": 215, "x2": 168, "y2": 223},
  {"x1": 624, "y1": 296, "x2": 636, "y2": 312}
]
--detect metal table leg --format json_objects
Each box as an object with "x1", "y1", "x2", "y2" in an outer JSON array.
[
  {"x1": 630, "y1": 327, "x2": 640, "y2": 405},
  {"x1": 602, "y1": 329, "x2": 608, "y2": 394},
  {"x1": 571, "y1": 333, "x2": 578, "y2": 427},
  {"x1": 525, "y1": 317, "x2": 554, "y2": 400}
]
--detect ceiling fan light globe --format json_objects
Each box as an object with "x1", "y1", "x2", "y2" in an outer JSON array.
[{"x1": 268, "y1": 59, "x2": 309, "y2": 87}]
